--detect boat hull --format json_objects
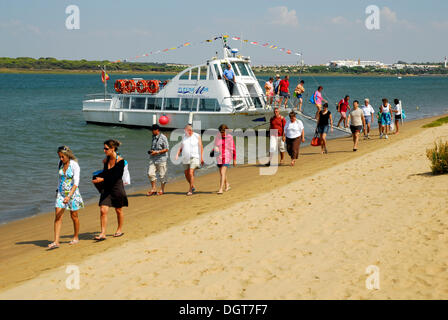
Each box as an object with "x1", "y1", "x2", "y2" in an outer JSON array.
[{"x1": 82, "y1": 109, "x2": 274, "y2": 130}]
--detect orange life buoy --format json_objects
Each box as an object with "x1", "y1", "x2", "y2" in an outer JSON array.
[
  {"x1": 114, "y1": 79, "x2": 126, "y2": 93},
  {"x1": 123, "y1": 79, "x2": 136, "y2": 93},
  {"x1": 136, "y1": 80, "x2": 148, "y2": 93},
  {"x1": 148, "y1": 80, "x2": 159, "y2": 94}
]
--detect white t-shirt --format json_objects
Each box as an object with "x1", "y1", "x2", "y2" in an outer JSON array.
[
  {"x1": 360, "y1": 104, "x2": 375, "y2": 117},
  {"x1": 350, "y1": 108, "x2": 364, "y2": 126},
  {"x1": 394, "y1": 102, "x2": 402, "y2": 115},
  {"x1": 181, "y1": 132, "x2": 201, "y2": 162},
  {"x1": 284, "y1": 119, "x2": 304, "y2": 139}
]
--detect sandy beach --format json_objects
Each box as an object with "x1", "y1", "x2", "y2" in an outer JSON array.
[{"x1": 1, "y1": 115, "x2": 447, "y2": 299}]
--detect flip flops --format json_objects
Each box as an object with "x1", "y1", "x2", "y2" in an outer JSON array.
[
  {"x1": 94, "y1": 236, "x2": 106, "y2": 241},
  {"x1": 47, "y1": 242, "x2": 59, "y2": 250},
  {"x1": 113, "y1": 232, "x2": 124, "y2": 238},
  {"x1": 69, "y1": 239, "x2": 79, "y2": 245},
  {"x1": 146, "y1": 190, "x2": 157, "y2": 196}
]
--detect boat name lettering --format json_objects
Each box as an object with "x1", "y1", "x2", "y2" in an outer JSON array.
[{"x1": 177, "y1": 86, "x2": 209, "y2": 95}]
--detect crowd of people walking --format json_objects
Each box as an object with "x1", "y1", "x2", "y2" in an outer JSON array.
[{"x1": 49, "y1": 76, "x2": 405, "y2": 249}]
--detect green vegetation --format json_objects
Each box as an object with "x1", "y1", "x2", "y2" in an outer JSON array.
[
  {"x1": 254, "y1": 65, "x2": 448, "y2": 76},
  {"x1": 0, "y1": 57, "x2": 186, "y2": 73},
  {"x1": 423, "y1": 116, "x2": 448, "y2": 128},
  {"x1": 426, "y1": 140, "x2": 448, "y2": 175}
]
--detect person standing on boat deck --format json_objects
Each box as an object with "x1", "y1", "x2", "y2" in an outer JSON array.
[
  {"x1": 313, "y1": 86, "x2": 327, "y2": 119},
  {"x1": 379, "y1": 98, "x2": 392, "y2": 139},
  {"x1": 316, "y1": 103, "x2": 333, "y2": 155},
  {"x1": 176, "y1": 125, "x2": 204, "y2": 196},
  {"x1": 348, "y1": 100, "x2": 366, "y2": 152},
  {"x1": 273, "y1": 74, "x2": 281, "y2": 106},
  {"x1": 214, "y1": 124, "x2": 237, "y2": 195},
  {"x1": 392, "y1": 98, "x2": 402, "y2": 135},
  {"x1": 223, "y1": 64, "x2": 236, "y2": 96},
  {"x1": 147, "y1": 124, "x2": 169, "y2": 196},
  {"x1": 283, "y1": 111, "x2": 305, "y2": 167},
  {"x1": 264, "y1": 77, "x2": 274, "y2": 106},
  {"x1": 337, "y1": 95, "x2": 351, "y2": 128},
  {"x1": 266, "y1": 107, "x2": 287, "y2": 166},
  {"x1": 48, "y1": 146, "x2": 84, "y2": 249},
  {"x1": 278, "y1": 75, "x2": 291, "y2": 108},
  {"x1": 92, "y1": 140, "x2": 128, "y2": 241},
  {"x1": 360, "y1": 98, "x2": 375, "y2": 139},
  {"x1": 294, "y1": 80, "x2": 305, "y2": 112}
]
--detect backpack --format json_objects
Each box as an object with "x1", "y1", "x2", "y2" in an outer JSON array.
[{"x1": 309, "y1": 92, "x2": 317, "y2": 105}]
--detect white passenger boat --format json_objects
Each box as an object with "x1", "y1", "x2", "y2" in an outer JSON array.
[{"x1": 82, "y1": 40, "x2": 282, "y2": 130}]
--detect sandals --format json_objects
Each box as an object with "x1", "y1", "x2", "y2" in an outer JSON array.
[
  {"x1": 225, "y1": 185, "x2": 231, "y2": 192},
  {"x1": 94, "y1": 235, "x2": 106, "y2": 241},
  {"x1": 69, "y1": 239, "x2": 79, "y2": 245},
  {"x1": 113, "y1": 232, "x2": 124, "y2": 238},
  {"x1": 47, "y1": 242, "x2": 59, "y2": 250},
  {"x1": 187, "y1": 192, "x2": 193, "y2": 196},
  {"x1": 157, "y1": 191, "x2": 164, "y2": 196},
  {"x1": 146, "y1": 190, "x2": 157, "y2": 196}
]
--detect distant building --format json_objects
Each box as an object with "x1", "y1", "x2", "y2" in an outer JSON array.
[{"x1": 329, "y1": 59, "x2": 385, "y2": 68}]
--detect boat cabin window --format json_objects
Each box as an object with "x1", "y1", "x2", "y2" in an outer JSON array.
[
  {"x1": 198, "y1": 98, "x2": 219, "y2": 112},
  {"x1": 147, "y1": 97, "x2": 163, "y2": 110},
  {"x1": 236, "y1": 62, "x2": 250, "y2": 77},
  {"x1": 252, "y1": 97, "x2": 263, "y2": 109},
  {"x1": 179, "y1": 70, "x2": 189, "y2": 80},
  {"x1": 199, "y1": 67, "x2": 207, "y2": 80},
  {"x1": 130, "y1": 97, "x2": 146, "y2": 110},
  {"x1": 246, "y1": 64, "x2": 256, "y2": 78},
  {"x1": 221, "y1": 62, "x2": 237, "y2": 77},
  {"x1": 180, "y1": 98, "x2": 198, "y2": 112},
  {"x1": 230, "y1": 62, "x2": 240, "y2": 76},
  {"x1": 190, "y1": 68, "x2": 199, "y2": 80},
  {"x1": 213, "y1": 64, "x2": 222, "y2": 80},
  {"x1": 122, "y1": 96, "x2": 130, "y2": 109},
  {"x1": 164, "y1": 98, "x2": 180, "y2": 111}
]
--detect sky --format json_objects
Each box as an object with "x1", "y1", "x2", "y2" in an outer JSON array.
[{"x1": 1, "y1": 0, "x2": 448, "y2": 65}]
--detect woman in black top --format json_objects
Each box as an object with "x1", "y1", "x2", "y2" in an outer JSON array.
[
  {"x1": 316, "y1": 103, "x2": 333, "y2": 154},
  {"x1": 92, "y1": 140, "x2": 128, "y2": 240}
]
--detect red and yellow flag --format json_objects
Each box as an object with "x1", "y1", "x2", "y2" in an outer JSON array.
[{"x1": 101, "y1": 70, "x2": 110, "y2": 83}]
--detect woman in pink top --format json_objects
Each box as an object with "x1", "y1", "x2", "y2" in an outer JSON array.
[
  {"x1": 214, "y1": 124, "x2": 237, "y2": 194},
  {"x1": 313, "y1": 86, "x2": 327, "y2": 119}
]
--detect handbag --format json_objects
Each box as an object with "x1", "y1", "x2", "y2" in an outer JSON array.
[{"x1": 311, "y1": 129, "x2": 321, "y2": 147}]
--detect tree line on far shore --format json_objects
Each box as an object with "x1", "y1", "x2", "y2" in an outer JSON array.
[
  {"x1": 0, "y1": 57, "x2": 186, "y2": 73},
  {"x1": 1, "y1": 57, "x2": 447, "y2": 75}
]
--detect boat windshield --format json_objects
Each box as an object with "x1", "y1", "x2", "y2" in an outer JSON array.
[{"x1": 236, "y1": 62, "x2": 251, "y2": 77}]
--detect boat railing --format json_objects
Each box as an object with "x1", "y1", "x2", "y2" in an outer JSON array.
[{"x1": 84, "y1": 93, "x2": 113, "y2": 101}]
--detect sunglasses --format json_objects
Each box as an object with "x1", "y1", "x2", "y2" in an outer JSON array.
[
  {"x1": 104, "y1": 147, "x2": 110, "y2": 151},
  {"x1": 58, "y1": 146, "x2": 68, "y2": 152}
]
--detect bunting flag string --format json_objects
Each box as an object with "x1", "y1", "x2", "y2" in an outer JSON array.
[{"x1": 110, "y1": 34, "x2": 302, "y2": 64}]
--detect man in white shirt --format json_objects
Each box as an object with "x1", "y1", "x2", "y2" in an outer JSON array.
[
  {"x1": 176, "y1": 124, "x2": 204, "y2": 196},
  {"x1": 360, "y1": 98, "x2": 375, "y2": 139}
]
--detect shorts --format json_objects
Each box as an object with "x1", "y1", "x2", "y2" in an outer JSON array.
[
  {"x1": 217, "y1": 164, "x2": 230, "y2": 168},
  {"x1": 183, "y1": 158, "x2": 201, "y2": 171},
  {"x1": 350, "y1": 125, "x2": 363, "y2": 134},
  {"x1": 395, "y1": 114, "x2": 402, "y2": 120},
  {"x1": 340, "y1": 111, "x2": 347, "y2": 119},
  {"x1": 279, "y1": 91, "x2": 290, "y2": 98},
  {"x1": 147, "y1": 161, "x2": 167, "y2": 184},
  {"x1": 270, "y1": 136, "x2": 287, "y2": 153},
  {"x1": 317, "y1": 125, "x2": 330, "y2": 135},
  {"x1": 381, "y1": 113, "x2": 392, "y2": 126},
  {"x1": 295, "y1": 93, "x2": 303, "y2": 99},
  {"x1": 364, "y1": 115, "x2": 372, "y2": 124}
]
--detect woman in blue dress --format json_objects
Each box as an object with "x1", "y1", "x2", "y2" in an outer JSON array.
[{"x1": 49, "y1": 146, "x2": 84, "y2": 249}]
